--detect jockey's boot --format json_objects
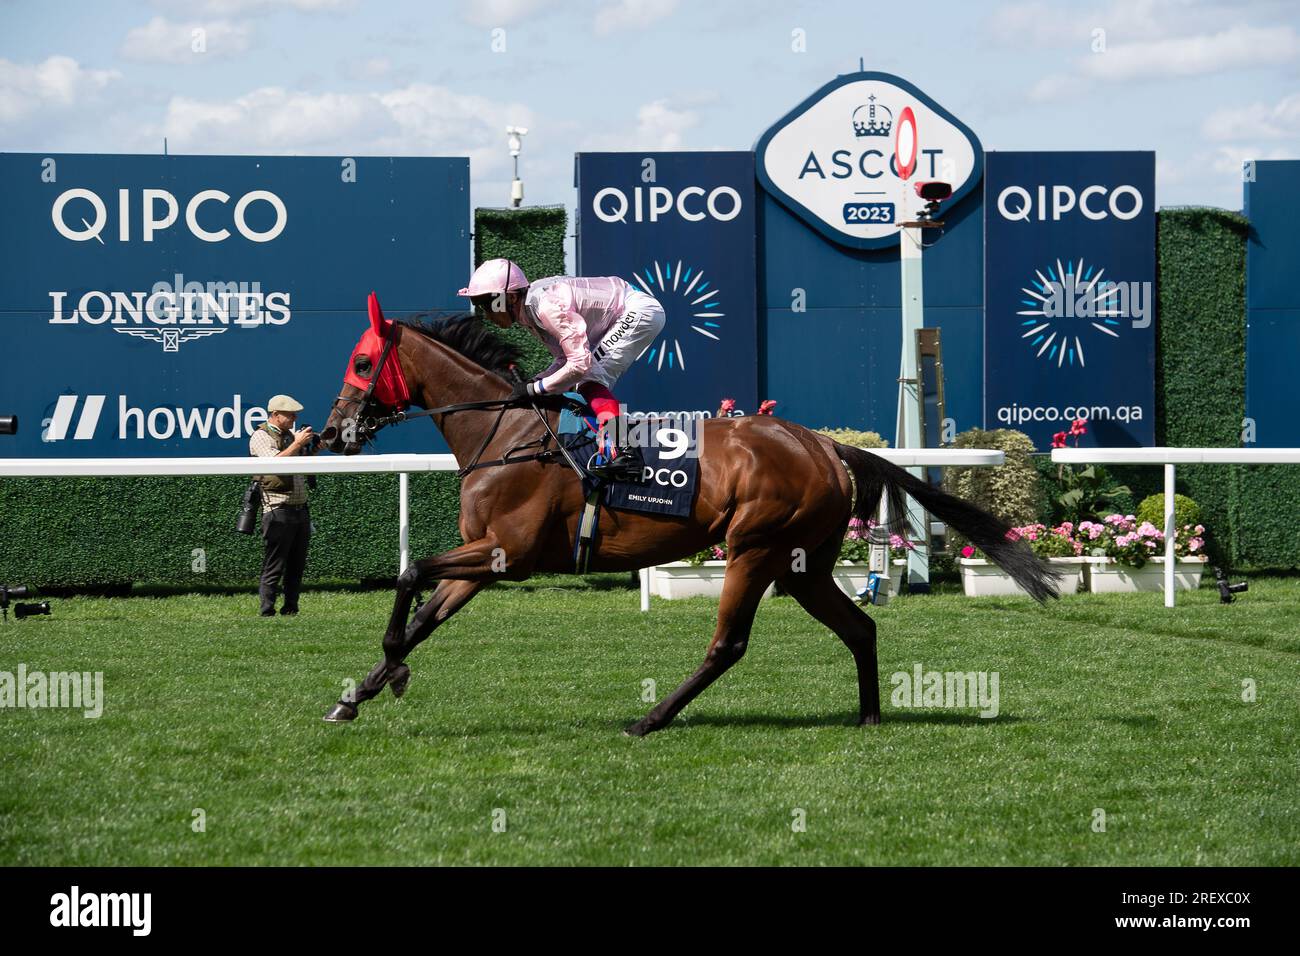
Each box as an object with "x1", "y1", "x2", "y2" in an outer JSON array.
[{"x1": 589, "y1": 443, "x2": 646, "y2": 483}]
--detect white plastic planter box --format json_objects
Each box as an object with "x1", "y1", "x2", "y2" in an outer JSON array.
[
  {"x1": 651, "y1": 561, "x2": 775, "y2": 600},
  {"x1": 960, "y1": 557, "x2": 1086, "y2": 597},
  {"x1": 1085, "y1": 556, "x2": 1207, "y2": 593},
  {"x1": 833, "y1": 559, "x2": 905, "y2": 600}
]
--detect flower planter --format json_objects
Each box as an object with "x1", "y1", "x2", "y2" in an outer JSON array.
[
  {"x1": 832, "y1": 559, "x2": 906, "y2": 601},
  {"x1": 651, "y1": 561, "x2": 775, "y2": 600},
  {"x1": 1085, "y1": 556, "x2": 1207, "y2": 593},
  {"x1": 960, "y1": 557, "x2": 1086, "y2": 597}
]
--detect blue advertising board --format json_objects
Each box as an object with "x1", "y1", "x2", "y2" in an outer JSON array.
[
  {"x1": 0, "y1": 152, "x2": 470, "y2": 457},
  {"x1": 575, "y1": 151, "x2": 757, "y2": 417},
  {"x1": 1245, "y1": 159, "x2": 1300, "y2": 447},
  {"x1": 755, "y1": 71, "x2": 986, "y2": 440},
  {"x1": 983, "y1": 151, "x2": 1156, "y2": 449}
]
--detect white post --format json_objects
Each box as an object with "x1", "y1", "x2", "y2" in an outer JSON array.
[
  {"x1": 399, "y1": 472, "x2": 410, "y2": 576},
  {"x1": 1164, "y1": 463, "x2": 1175, "y2": 608},
  {"x1": 896, "y1": 182, "x2": 930, "y2": 592},
  {"x1": 639, "y1": 567, "x2": 650, "y2": 612}
]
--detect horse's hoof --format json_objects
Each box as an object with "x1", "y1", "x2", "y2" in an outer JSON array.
[
  {"x1": 389, "y1": 664, "x2": 411, "y2": 699},
  {"x1": 859, "y1": 713, "x2": 881, "y2": 726},
  {"x1": 323, "y1": 701, "x2": 359, "y2": 723},
  {"x1": 623, "y1": 720, "x2": 652, "y2": 737}
]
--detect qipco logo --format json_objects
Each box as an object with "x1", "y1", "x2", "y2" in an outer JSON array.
[
  {"x1": 592, "y1": 185, "x2": 742, "y2": 224},
  {"x1": 996, "y1": 184, "x2": 1144, "y2": 222},
  {"x1": 51, "y1": 188, "x2": 288, "y2": 243}
]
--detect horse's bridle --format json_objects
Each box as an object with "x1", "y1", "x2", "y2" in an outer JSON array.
[{"x1": 330, "y1": 326, "x2": 590, "y2": 480}]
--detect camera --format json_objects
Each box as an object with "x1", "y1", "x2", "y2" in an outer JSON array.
[
  {"x1": 913, "y1": 181, "x2": 952, "y2": 222},
  {"x1": 1213, "y1": 566, "x2": 1247, "y2": 604},
  {"x1": 1, "y1": 584, "x2": 52, "y2": 622},
  {"x1": 0, "y1": 415, "x2": 16, "y2": 435},
  {"x1": 236, "y1": 480, "x2": 263, "y2": 534},
  {"x1": 914, "y1": 181, "x2": 953, "y2": 202}
]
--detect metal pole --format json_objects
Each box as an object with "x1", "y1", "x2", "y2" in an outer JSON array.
[
  {"x1": 897, "y1": 187, "x2": 930, "y2": 592},
  {"x1": 1164, "y1": 463, "x2": 1175, "y2": 608},
  {"x1": 399, "y1": 472, "x2": 410, "y2": 575}
]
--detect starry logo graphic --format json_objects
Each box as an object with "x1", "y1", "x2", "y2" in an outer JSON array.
[
  {"x1": 1015, "y1": 257, "x2": 1125, "y2": 369},
  {"x1": 630, "y1": 259, "x2": 723, "y2": 373}
]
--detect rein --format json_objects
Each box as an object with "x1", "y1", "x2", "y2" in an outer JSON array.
[{"x1": 335, "y1": 331, "x2": 591, "y2": 480}]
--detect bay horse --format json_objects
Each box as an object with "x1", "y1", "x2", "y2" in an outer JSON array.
[{"x1": 319, "y1": 297, "x2": 1058, "y2": 736}]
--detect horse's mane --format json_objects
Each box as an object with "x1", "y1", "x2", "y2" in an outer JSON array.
[{"x1": 397, "y1": 313, "x2": 523, "y2": 379}]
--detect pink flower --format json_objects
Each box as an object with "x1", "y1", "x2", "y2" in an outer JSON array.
[
  {"x1": 758, "y1": 400, "x2": 777, "y2": 416},
  {"x1": 718, "y1": 398, "x2": 736, "y2": 414},
  {"x1": 1136, "y1": 522, "x2": 1161, "y2": 538},
  {"x1": 1051, "y1": 432, "x2": 1068, "y2": 449},
  {"x1": 1189, "y1": 537, "x2": 1203, "y2": 552},
  {"x1": 1194, "y1": 524, "x2": 1205, "y2": 535},
  {"x1": 961, "y1": 545, "x2": 975, "y2": 558}
]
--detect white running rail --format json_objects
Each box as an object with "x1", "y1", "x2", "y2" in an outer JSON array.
[{"x1": 1050, "y1": 446, "x2": 1300, "y2": 607}]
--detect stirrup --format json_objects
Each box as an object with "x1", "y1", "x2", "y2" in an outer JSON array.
[{"x1": 589, "y1": 448, "x2": 644, "y2": 483}]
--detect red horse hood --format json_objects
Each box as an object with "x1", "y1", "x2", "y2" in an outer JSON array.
[{"x1": 343, "y1": 292, "x2": 411, "y2": 408}]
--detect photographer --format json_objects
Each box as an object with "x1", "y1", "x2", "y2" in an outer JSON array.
[{"x1": 250, "y1": 395, "x2": 318, "y2": 617}]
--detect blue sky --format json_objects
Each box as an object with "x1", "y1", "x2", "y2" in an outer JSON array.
[{"x1": 3, "y1": 0, "x2": 1297, "y2": 264}]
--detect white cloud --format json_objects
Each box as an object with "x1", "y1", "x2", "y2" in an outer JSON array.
[
  {"x1": 1081, "y1": 24, "x2": 1300, "y2": 81},
  {"x1": 631, "y1": 98, "x2": 698, "y2": 147},
  {"x1": 1203, "y1": 92, "x2": 1300, "y2": 142},
  {"x1": 1209, "y1": 143, "x2": 1294, "y2": 177},
  {"x1": 121, "y1": 17, "x2": 253, "y2": 64},
  {"x1": 462, "y1": 0, "x2": 555, "y2": 28},
  {"x1": 580, "y1": 96, "x2": 702, "y2": 150},
  {"x1": 594, "y1": 0, "x2": 679, "y2": 35},
  {"x1": 0, "y1": 55, "x2": 120, "y2": 124},
  {"x1": 153, "y1": 0, "x2": 349, "y2": 14},
  {"x1": 150, "y1": 83, "x2": 533, "y2": 176}
]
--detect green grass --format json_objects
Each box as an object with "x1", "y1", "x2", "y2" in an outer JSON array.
[{"x1": 1, "y1": 576, "x2": 1297, "y2": 866}]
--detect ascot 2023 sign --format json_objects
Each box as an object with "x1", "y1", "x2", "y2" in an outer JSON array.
[{"x1": 755, "y1": 71, "x2": 983, "y2": 250}]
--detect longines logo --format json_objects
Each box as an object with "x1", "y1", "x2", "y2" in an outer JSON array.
[
  {"x1": 48, "y1": 272, "x2": 291, "y2": 351},
  {"x1": 756, "y1": 71, "x2": 983, "y2": 250}
]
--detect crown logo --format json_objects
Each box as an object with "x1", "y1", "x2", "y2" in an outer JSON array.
[{"x1": 852, "y1": 96, "x2": 893, "y2": 137}]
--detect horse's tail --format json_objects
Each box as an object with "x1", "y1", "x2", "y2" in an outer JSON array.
[{"x1": 835, "y1": 442, "x2": 1062, "y2": 603}]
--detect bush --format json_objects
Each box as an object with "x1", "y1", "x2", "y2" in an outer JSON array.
[
  {"x1": 942, "y1": 429, "x2": 1041, "y2": 550},
  {"x1": 815, "y1": 428, "x2": 888, "y2": 449},
  {"x1": 1136, "y1": 493, "x2": 1202, "y2": 532}
]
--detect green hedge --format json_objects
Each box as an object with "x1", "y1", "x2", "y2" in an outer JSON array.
[
  {"x1": 474, "y1": 205, "x2": 567, "y2": 378},
  {"x1": 1153, "y1": 207, "x2": 1248, "y2": 567},
  {"x1": 0, "y1": 206, "x2": 567, "y2": 589}
]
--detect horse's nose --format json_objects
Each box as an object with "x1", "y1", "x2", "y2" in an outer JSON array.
[{"x1": 319, "y1": 425, "x2": 339, "y2": 443}]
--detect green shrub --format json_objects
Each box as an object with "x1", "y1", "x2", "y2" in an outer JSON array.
[
  {"x1": 942, "y1": 429, "x2": 1040, "y2": 550},
  {"x1": 1136, "y1": 493, "x2": 1202, "y2": 532},
  {"x1": 815, "y1": 427, "x2": 888, "y2": 449}
]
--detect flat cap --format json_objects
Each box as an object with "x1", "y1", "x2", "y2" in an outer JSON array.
[{"x1": 267, "y1": 394, "x2": 304, "y2": 413}]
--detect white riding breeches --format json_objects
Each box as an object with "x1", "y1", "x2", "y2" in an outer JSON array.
[{"x1": 582, "y1": 290, "x2": 665, "y2": 389}]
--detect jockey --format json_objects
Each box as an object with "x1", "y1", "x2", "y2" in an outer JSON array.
[{"x1": 459, "y1": 258, "x2": 666, "y2": 482}]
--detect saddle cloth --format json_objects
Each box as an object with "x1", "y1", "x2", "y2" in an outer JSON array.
[{"x1": 557, "y1": 410, "x2": 700, "y2": 519}]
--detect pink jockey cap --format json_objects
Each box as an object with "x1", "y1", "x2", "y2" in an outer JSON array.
[{"x1": 458, "y1": 258, "x2": 529, "y2": 297}]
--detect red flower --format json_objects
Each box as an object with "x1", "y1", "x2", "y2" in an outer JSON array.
[
  {"x1": 718, "y1": 398, "x2": 736, "y2": 415},
  {"x1": 1070, "y1": 417, "x2": 1087, "y2": 437},
  {"x1": 758, "y1": 400, "x2": 777, "y2": 416},
  {"x1": 1051, "y1": 431, "x2": 1068, "y2": 449},
  {"x1": 961, "y1": 545, "x2": 975, "y2": 558}
]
